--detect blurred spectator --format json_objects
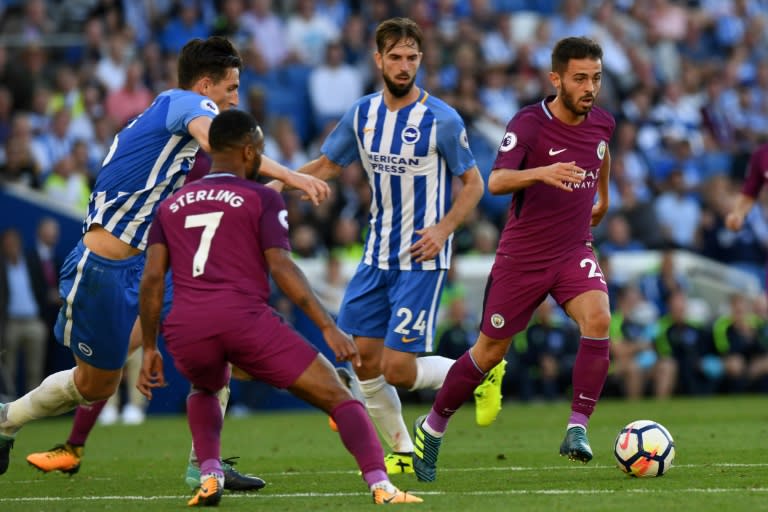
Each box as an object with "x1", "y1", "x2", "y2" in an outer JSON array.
[
  {"x1": 4, "y1": 44, "x2": 50, "y2": 113},
  {"x1": 711, "y1": 293, "x2": 768, "y2": 393},
  {"x1": 210, "y1": 0, "x2": 251, "y2": 46},
  {"x1": 654, "y1": 169, "x2": 702, "y2": 249},
  {"x1": 655, "y1": 289, "x2": 715, "y2": 395},
  {"x1": 105, "y1": 60, "x2": 154, "y2": 129},
  {"x1": 312, "y1": 252, "x2": 349, "y2": 316},
  {"x1": 0, "y1": 136, "x2": 41, "y2": 188},
  {"x1": 0, "y1": 228, "x2": 48, "y2": 398},
  {"x1": 435, "y1": 290, "x2": 475, "y2": 361},
  {"x1": 42, "y1": 140, "x2": 91, "y2": 213},
  {"x1": 29, "y1": 217, "x2": 69, "y2": 376},
  {"x1": 638, "y1": 249, "x2": 689, "y2": 316},
  {"x1": 0, "y1": 87, "x2": 14, "y2": 148},
  {"x1": 0, "y1": 0, "x2": 55, "y2": 41},
  {"x1": 241, "y1": 0, "x2": 289, "y2": 70},
  {"x1": 159, "y1": 0, "x2": 210, "y2": 55},
  {"x1": 30, "y1": 108, "x2": 75, "y2": 178},
  {"x1": 308, "y1": 39, "x2": 364, "y2": 131},
  {"x1": 609, "y1": 284, "x2": 672, "y2": 399},
  {"x1": 285, "y1": 0, "x2": 341, "y2": 66},
  {"x1": 48, "y1": 66, "x2": 85, "y2": 119},
  {"x1": 598, "y1": 214, "x2": 646, "y2": 258},
  {"x1": 95, "y1": 34, "x2": 130, "y2": 93},
  {"x1": 265, "y1": 117, "x2": 309, "y2": 170}
]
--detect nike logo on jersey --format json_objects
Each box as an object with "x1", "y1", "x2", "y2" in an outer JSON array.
[
  {"x1": 548, "y1": 147, "x2": 567, "y2": 156},
  {"x1": 401, "y1": 336, "x2": 419, "y2": 343},
  {"x1": 364, "y1": 127, "x2": 375, "y2": 133}
]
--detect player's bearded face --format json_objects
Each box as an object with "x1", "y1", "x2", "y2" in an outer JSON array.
[
  {"x1": 560, "y1": 77, "x2": 596, "y2": 116},
  {"x1": 557, "y1": 59, "x2": 602, "y2": 116},
  {"x1": 379, "y1": 40, "x2": 421, "y2": 98}
]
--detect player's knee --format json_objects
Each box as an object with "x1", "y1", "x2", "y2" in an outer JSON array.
[
  {"x1": 75, "y1": 378, "x2": 119, "y2": 402},
  {"x1": 582, "y1": 309, "x2": 611, "y2": 336},
  {"x1": 380, "y1": 364, "x2": 414, "y2": 389}
]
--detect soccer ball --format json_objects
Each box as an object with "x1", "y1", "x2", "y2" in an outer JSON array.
[{"x1": 613, "y1": 420, "x2": 675, "y2": 477}]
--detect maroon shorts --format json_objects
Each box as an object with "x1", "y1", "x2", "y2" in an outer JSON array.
[
  {"x1": 480, "y1": 244, "x2": 608, "y2": 340},
  {"x1": 162, "y1": 307, "x2": 318, "y2": 393}
]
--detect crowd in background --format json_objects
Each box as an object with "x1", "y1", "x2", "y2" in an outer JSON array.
[{"x1": 2, "y1": 0, "x2": 768, "y2": 404}]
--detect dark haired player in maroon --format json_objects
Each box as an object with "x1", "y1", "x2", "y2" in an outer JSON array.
[
  {"x1": 726, "y1": 143, "x2": 768, "y2": 293},
  {"x1": 413, "y1": 36, "x2": 616, "y2": 482},
  {"x1": 137, "y1": 109, "x2": 422, "y2": 506}
]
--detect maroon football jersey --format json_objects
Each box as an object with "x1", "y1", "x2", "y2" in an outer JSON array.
[
  {"x1": 492, "y1": 96, "x2": 615, "y2": 265},
  {"x1": 741, "y1": 143, "x2": 768, "y2": 199},
  {"x1": 148, "y1": 173, "x2": 290, "y2": 308}
]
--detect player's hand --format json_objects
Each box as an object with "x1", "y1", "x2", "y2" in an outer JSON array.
[
  {"x1": 591, "y1": 200, "x2": 609, "y2": 227},
  {"x1": 284, "y1": 172, "x2": 330, "y2": 206},
  {"x1": 322, "y1": 326, "x2": 361, "y2": 367},
  {"x1": 725, "y1": 212, "x2": 744, "y2": 232},
  {"x1": 540, "y1": 161, "x2": 585, "y2": 191},
  {"x1": 137, "y1": 347, "x2": 165, "y2": 400},
  {"x1": 410, "y1": 225, "x2": 449, "y2": 262}
]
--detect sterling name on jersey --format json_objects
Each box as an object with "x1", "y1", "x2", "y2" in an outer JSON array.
[
  {"x1": 84, "y1": 89, "x2": 220, "y2": 250},
  {"x1": 322, "y1": 89, "x2": 476, "y2": 271},
  {"x1": 493, "y1": 96, "x2": 616, "y2": 264}
]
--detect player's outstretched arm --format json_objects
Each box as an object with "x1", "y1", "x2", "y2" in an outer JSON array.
[
  {"x1": 726, "y1": 193, "x2": 756, "y2": 232},
  {"x1": 410, "y1": 166, "x2": 484, "y2": 263},
  {"x1": 264, "y1": 156, "x2": 343, "y2": 195},
  {"x1": 137, "y1": 243, "x2": 169, "y2": 400},
  {"x1": 265, "y1": 247, "x2": 361, "y2": 367},
  {"x1": 259, "y1": 155, "x2": 331, "y2": 206},
  {"x1": 488, "y1": 161, "x2": 586, "y2": 195}
]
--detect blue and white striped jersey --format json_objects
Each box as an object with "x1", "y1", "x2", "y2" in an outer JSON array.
[
  {"x1": 322, "y1": 89, "x2": 476, "y2": 271},
  {"x1": 84, "y1": 89, "x2": 219, "y2": 250}
]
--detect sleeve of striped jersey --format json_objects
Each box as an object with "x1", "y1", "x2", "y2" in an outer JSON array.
[
  {"x1": 492, "y1": 112, "x2": 538, "y2": 172},
  {"x1": 257, "y1": 187, "x2": 291, "y2": 251},
  {"x1": 165, "y1": 92, "x2": 219, "y2": 135},
  {"x1": 436, "y1": 110, "x2": 477, "y2": 176},
  {"x1": 146, "y1": 207, "x2": 168, "y2": 247},
  {"x1": 321, "y1": 106, "x2": 359, "y2": 167},
  {"x1": 742, "y1": 144, "x2": 768, "y2": 199}
]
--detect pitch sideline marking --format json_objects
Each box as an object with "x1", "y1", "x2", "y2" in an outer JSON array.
[{"x1": 1, "y1": 487, "x2": 768, "y2": 503}]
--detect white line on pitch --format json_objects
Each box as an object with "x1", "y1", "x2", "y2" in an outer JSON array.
[{"x1": 1, "y1": 487, "x2": 767, "y2": 503}]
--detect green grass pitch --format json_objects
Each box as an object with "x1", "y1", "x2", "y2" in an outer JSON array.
[{"x1": 0, "y1": 395, "x2": 766, "y2": 511}]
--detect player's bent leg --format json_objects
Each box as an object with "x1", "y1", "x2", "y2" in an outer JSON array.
[{"x1": 289, "y1": 355, "x2": 422, "y2": 504}]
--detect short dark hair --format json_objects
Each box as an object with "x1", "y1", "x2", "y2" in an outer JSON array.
[
  {"x1": 551, "y1": 37, "x2": 603, "y2": 74},
  {"x1": 375, "y1": 17, "x2": 423, "y2": 54},
  {"x1": 177, "y1": 36, "x2": 242, "y2": 89},
  {"x1": 209, "y1": 110, "x2": 262, "y2": 152}
]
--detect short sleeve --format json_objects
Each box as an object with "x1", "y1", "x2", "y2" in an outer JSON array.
[
  {"x1": 166, "y1": 92, "x2": 220, "y2": 135},
  {"x1": 257, "y1": 188, "x2": 291, "y2": 251},
  {"x1": 435, "y1": 110, "x2": 476, "y2": 176},
  {"x1": 321, "y1": 106, "x2": 360, "y2": 167},
  {"x1": 492, "y1": 112, "x2": 539, "y2": 171}
]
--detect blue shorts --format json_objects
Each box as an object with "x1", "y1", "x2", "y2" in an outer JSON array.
[
  {"x1": 337, "y1": 263, "x2": 446, "y2": 353},
  {"x1": 54, "y1": 240, "x2": 173, "y2": 370}
]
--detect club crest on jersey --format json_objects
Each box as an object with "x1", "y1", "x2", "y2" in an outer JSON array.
[
  {"x1": 200, "y1": 99, "x2": 219, "y2": 114},
  {"x1": 499, "y1": 132, "x2": 516, "y2": 152},
  {"x1": 490, "y1": 313, "x2": 505, "y2": 328},
  {"x1": 459, "y1": 128, "x2": 469, "y2": 149},
  {"x1": 401, "y1": 124, "x2": 421, "y2": 145},
  {"x1": 597, "y1": 140, "x2": 607, "y2": 160}
]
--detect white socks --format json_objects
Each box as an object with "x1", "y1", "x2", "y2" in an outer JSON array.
[
  {"x1": 1, "y1": 368, "x2": 86, "y2": 436},
  {"x1": 189, "y1": 385, "x2": 230, "y2": 465},
  {"x1": 358, "y1": 375, "x2": 413, "y2": 453},
  {"x1": 409, "y1": 356, "x2": 454, "y2": 391}
]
